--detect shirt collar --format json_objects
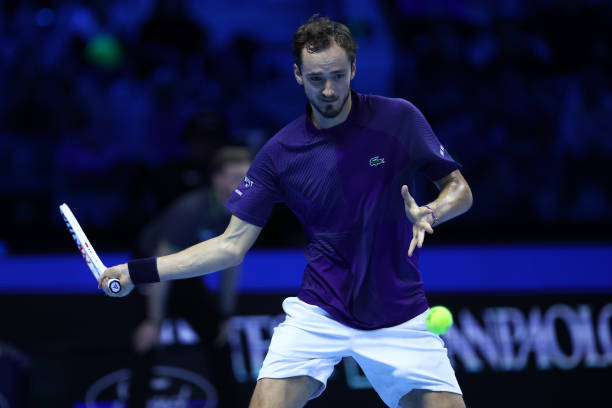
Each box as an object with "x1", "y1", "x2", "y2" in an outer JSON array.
[{"x1": 304, "y1": 90, "x2": 360, "y2": 136}]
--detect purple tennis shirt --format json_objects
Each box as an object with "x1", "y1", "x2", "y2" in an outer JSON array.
[{"x1": 226, "y1": 90, "x2": 461, "y2": 330}]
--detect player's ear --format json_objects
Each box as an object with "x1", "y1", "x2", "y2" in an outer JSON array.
[
  {"x1": 294, "y1": 64, "x2": 304, "y2": 85},
  {"x1": 350, "y1": 59, "x2": 356, "y2": 80}
]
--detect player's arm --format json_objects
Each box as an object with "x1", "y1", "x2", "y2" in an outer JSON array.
[
  {"x1": 427, "y1": 169, "x2": 473, "y2": 225},
  {"x1": 99, "y1": 215, "x2": 262, "y2": 296},
  {"x1": 402, "y1": 169, "x2": 473, "y2": 256}
]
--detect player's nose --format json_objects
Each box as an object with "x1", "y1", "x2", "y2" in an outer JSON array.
[{"x1": 322, "y1": 81, "x2": 334, "y2": 98}]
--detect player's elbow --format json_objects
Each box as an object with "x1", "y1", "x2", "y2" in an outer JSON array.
[
  {"x1": 451, "y1": 178, "x2": 473, "y2": 216},
  {"x1": 462, "y1": 183, "x2": 473, "y2": 213},
  {"x1": 229, "y1": 246, "x2": 247, "y2": 267},
  {"x1": 218, "y1": 236, "x2": 247, "y2": 267}
]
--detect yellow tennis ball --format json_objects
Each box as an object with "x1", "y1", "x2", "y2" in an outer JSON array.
[{"x1": 426, "y1": 306, "x2": 453, "y2": 335}]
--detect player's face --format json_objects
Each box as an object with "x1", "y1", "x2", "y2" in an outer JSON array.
[
  {"x1": 213, "y1": 161, "x2": 251, "y2": 201},
  {"x1": 294, "y1": 42, "x2": 356, "y2": 121}
]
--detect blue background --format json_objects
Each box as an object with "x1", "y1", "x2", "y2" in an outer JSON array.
[{"x1": 2, "y1": 246, "x2": 611, "y2": 293}]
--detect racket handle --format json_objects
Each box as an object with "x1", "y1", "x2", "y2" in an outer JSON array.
[{"x1": 108, "y1": 279, "x2": 122, "y2": 294}]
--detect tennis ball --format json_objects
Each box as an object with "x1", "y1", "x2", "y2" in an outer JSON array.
[{"x1": 426, "y1": 306, "x2": 453, "y2": 335}]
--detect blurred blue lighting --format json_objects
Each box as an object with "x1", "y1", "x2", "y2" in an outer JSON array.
[
  {"x1": 2, "y1": 246, "x2": 611, "y2": 294},
  {"x1": 35, "y1": 8, "x2": 55, "y2": 27},
  {"x1": 70, "y1": 7, "x2": 98, "y2": 37},
  {"x1": 467, "y1": 35, "x2": 497, "y2": 67}
]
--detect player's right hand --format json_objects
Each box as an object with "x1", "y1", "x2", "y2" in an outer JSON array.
[{"x1": 98, "y1": 264, "x2": 134, "y2": 297}]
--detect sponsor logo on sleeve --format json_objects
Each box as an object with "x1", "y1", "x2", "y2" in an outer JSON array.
[{"x1": 234, "y1": 176, "x2": 254, "y2": 197}]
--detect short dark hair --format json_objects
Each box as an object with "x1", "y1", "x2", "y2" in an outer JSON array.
[
  {"x1": 211, "y1": 145, "x2": 252, "y2": 174},
  {"x1": 292, "y1": 14, "x2": 357, "y2": 69}
]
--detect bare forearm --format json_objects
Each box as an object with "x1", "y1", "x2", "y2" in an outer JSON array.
[
  {"x1": 427, "y1": 172, "x2": 473, "y2": 226},
  {"x1": 99, "y1": 216, "x2": 261, "y2": 297},
  {"x1": 156, "y1": 235, "x2": 243, "y2": 281}
]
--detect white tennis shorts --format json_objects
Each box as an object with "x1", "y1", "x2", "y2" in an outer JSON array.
[{"x1": 258, "y1": 297, "x2": 461, "y2": 407}]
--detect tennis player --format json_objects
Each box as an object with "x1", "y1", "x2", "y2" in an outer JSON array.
[{"x1": 100, "y1": 15, "x2": 472, "y2": 408}]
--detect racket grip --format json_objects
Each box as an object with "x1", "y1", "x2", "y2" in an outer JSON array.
[{"x1": 108, "y1": 279, "x2": 122, "y2": 294}]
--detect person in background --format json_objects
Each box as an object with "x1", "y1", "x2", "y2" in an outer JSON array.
[{"x1": 129, "y1": 145, "x2": 252, "y2": 408}]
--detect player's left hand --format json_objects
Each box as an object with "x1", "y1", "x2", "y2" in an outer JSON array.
[{"x1": 401, "y1": 185, "x2": 434, "y2": 257}]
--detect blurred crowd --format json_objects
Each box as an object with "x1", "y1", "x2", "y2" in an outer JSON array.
[
  {"x1": 1, "y1": 0, "x2": 611, "y2": 253},
  {"x1": 384, "y1": 0, "x2": 612, "y2": 227}
]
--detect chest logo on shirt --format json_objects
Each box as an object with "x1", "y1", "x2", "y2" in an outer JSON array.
[{"x1": 369, "y1": 156, "x2": 385, "y2": 167}]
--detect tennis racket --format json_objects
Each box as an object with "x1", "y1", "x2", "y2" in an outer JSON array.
[{"x1": 59, "y1": 203, "x2": 121, "y2": 294}]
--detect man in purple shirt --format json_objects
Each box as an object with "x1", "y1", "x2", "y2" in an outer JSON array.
[{"x1": 101, "y1": 15, "x2": 472, "y2": 408}]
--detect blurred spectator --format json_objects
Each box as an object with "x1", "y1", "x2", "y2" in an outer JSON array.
[
  {"x1": 151, "y1": 111, "x2": 232, "y2": 208},
  {"x1": 129, "y1": 145, "x2": 252, "y2": 407}
]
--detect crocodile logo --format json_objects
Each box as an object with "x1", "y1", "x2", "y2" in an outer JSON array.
[{"x1": 369, "y1": 156, "x2": 385, "y2": 167}]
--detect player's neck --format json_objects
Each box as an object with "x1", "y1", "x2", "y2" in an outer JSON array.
[{"x1": 310, "y1": 94, "x2": 352, "y2": 130}]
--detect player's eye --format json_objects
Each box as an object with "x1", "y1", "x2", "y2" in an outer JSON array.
[{"x1": 309, "y1": 76, "x2": 322, "y2": 82}]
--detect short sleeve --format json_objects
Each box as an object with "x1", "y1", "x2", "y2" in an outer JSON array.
[
  {"x1": 224, "y1": 143, "x2": 283, "y2": 227},
  {"x1": 402, "y1": 101, "x2": 462, "y2": 181}
]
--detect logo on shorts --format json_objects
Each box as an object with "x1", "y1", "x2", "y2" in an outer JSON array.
[
  {"x1": 440, "y1": 145, "x2": 446, "y2": 157},
  {"x1": 369, "y1": 156, "x2": 385, "y2": 167}
]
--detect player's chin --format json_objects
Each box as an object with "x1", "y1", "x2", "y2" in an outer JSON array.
[{"x1": 320, "y1": 106, "x2": 341, "y2": 118}]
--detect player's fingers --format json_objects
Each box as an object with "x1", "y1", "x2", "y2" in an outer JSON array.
[
  {"x1": 417, "y1": 229, "x2": 425, "y2": 248},
  {"x1": 102, "y1": 279, "x2": 111, "y2": 296},
  {"x1": 411, "y1": 208, "x2": 432, "y2": 224},
  {"x1": 98, "y1": 273, "x2": 115, "y2": 296},
  {"x1": 408, "y1": 236, "x2": 417, "y2": 257},
  {"x1": 401, "y1": 185, "x2": 417, "y2": 207},
  {"x1": 97, "y1": 274, "x2": 106, "y2": 290},
  {"x1": 98, "y1": 267, "x2": 112, "y2": 288},
  {"x1": 420, "y1": 206, "x2": 433, "y2": 216},
  {"x1": 99, "y1": 274, "x2": 113, "y2": 292}
]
